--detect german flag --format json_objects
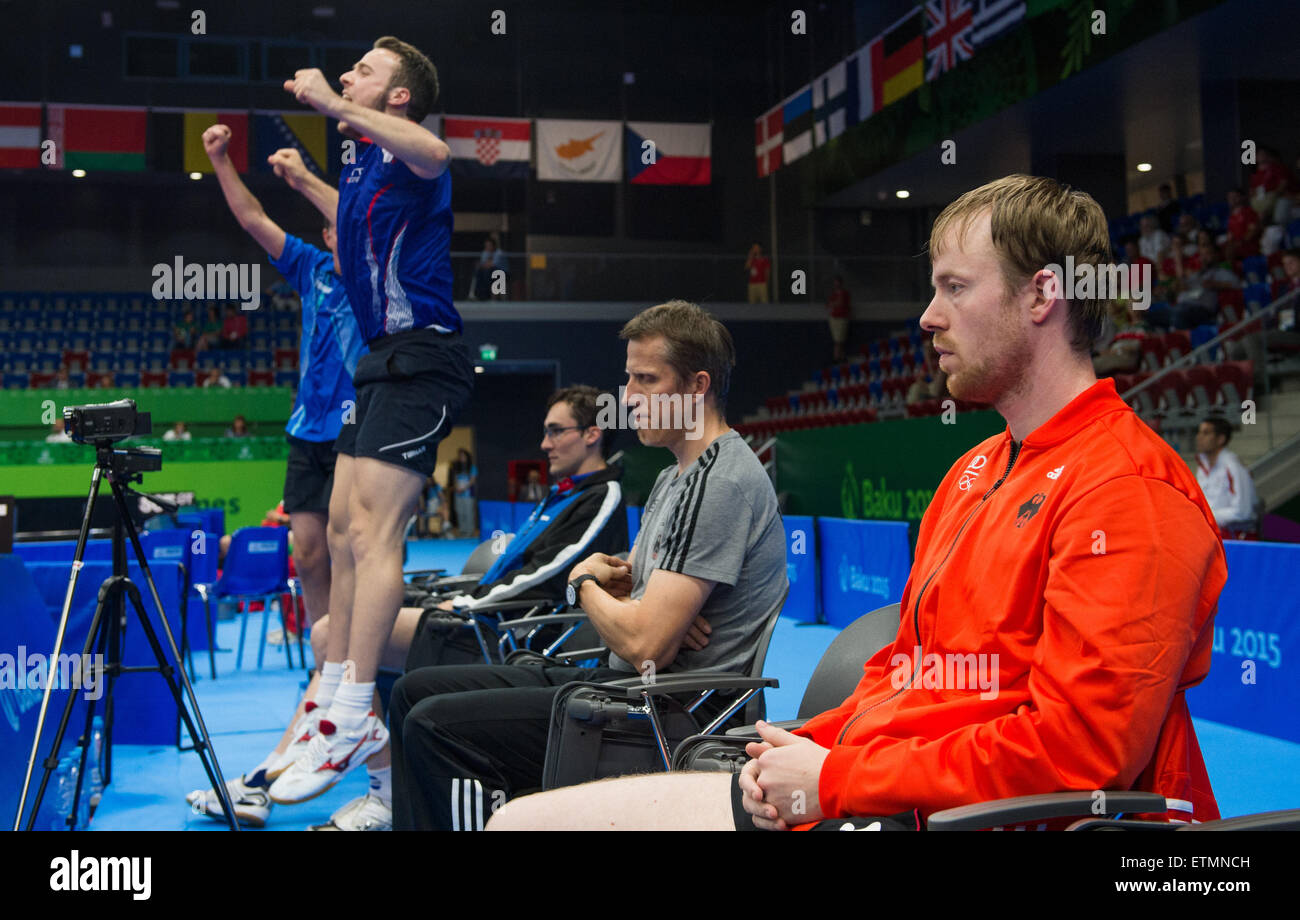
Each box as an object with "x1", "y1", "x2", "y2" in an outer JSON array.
[{"x1": 871, "y1": 8, "x2": 926, "y2": 109}]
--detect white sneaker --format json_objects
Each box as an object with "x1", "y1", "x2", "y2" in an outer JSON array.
[
  {"x1": 308, "y1": 794, "x2": 393, "y2": 831},
  {"x1": 185, "y1": 774, "x2": 271, "y2": 828},
  {"x1": 265, "y1": 701, "x2": 326, "y2": 781},
  {"x1": 267, "y1": 711, "x2": 388, "y2": 805}
]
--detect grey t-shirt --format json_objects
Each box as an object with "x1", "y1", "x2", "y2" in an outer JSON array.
[{"x1": 608, "y1": 429, "x2": 788, "y2": 674}]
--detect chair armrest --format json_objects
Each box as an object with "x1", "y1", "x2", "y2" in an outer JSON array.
[
  {"x1": 497, "y1": 612, "x2": 589, "y2": 632},
  {"x1": 601, "y1": 674, "x2": 778, "y2": 700},
  {"x1": 723, "y1": 718, "x2": 806, "y2": 737},
  {"x1": 403, "y1": 567, "x2": 449, "y2": 578},
  {"x1": 412, "y1": 573, "x2": 477, "y2": 593},
  {"x1": 926, "y1": 791, "x2": 1167, "y2": 831}
]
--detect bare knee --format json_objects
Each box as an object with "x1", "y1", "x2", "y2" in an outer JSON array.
[
  {"x1": 311, "y1": 615, "x2": 329, "y2": 662},
  {"x1": 485, "y1": 794, "x2": 538, "y2": 831}
]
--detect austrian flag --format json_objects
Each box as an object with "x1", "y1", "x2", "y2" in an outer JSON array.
[
  {"x1": 0, "y1": 103, "x2": 42, "y2": 168},
  {"x1": 443, "y1": 115, "x2": 530, "y2": 179}
]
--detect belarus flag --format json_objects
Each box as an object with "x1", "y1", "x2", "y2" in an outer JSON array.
[
  {"x1": 443, "y1": 115, "x2": 530, "y2": 179},
  {"x1": 626, "y1": 121, "x2": 711, "y2": 185},
  {"x1": 0, "y1": 102, "x2": 42, "y2": 168}
]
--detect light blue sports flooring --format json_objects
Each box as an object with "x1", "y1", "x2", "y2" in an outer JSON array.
[{"x1": 88, "y1": 538, "x2": 1299, "y2": 830}]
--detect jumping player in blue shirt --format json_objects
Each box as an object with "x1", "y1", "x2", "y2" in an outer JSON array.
[
  {"x1": 268, "y1": 37, "x2": 474, "y2": 806},
  {"x1": 184, "y1": 122, "x2": 369, "y2": 827}
]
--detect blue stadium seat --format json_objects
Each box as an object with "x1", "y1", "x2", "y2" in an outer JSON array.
[
  {"x1": 1241, "y1": 256, "x2": 1269, "y2": 286},
  {"x1": 144, "y1": 349, "x2": 170, "y2": 369},
  {"x1": 1288, "y1": 219, "x2": 1300, "y2": 249},
  {"x1": 225, "y1": 369, "x2": 247, "y2": 387},
  {"x1": 1244, "y1": 283, "x2": 1272, "y2": 312},
  {"x1": 249, "y1": 349, "x2": 273, "y2": 369},
  {"x1": 196, "y1": 351, "x2": 219, "y2": 370},
  {"x1": 274, "y1": 369, "x2": 298, "y2": 388},
  {"x1": 168, "y1": 370, "x2": 196, "y2": 387},
  {"x1": 115, "y1": 371, "x2": 140, "y2": 388},
  {"x1": 3, "y1": 372, "x2": 28, "y2": 388}
]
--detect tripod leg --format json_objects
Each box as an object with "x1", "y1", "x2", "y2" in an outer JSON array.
[
  {"x1": 291, "y1": 581, "x2": 307, "y2": 670},
  {"x1": 111, "y1": 482, "x2": 239, "y2": 831},
  {"x1": 201, "y1": 591, "x2": 216, "y2": 680},
  {"x1": 236, "y1": 599, "x2": 249, "y2": 670},
  {"x1": 118, "y1": 580, "x2": 239, "y2": 831},
  {"x1": 277, "y1": 593, "x2": 294, "y2": 669}
]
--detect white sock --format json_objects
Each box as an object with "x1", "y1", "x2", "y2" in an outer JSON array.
[
  {"x1": 367, "y1": 764, "x2": 392, "y2": 805},
  {"x1": 244, "y1": 751, "x2": 279, "y2": 787},
  {"x1": 314, "y1": 661, "x2": 343, "y2": 709},
  {"x1": 328, "y1": 680, "x2": 375, "y2": 732}
]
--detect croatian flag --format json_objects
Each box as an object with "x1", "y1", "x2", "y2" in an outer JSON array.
[
  {"x1": 625, "y1": 121, "x2": 711, "y2": 185},
  {"x1": 443, "y1": 115, "x2": 530, "y2": 179}
]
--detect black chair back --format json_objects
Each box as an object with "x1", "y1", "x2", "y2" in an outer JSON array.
[{"x1": 796, "y1": 603, "x2": 901, "y2": 720}]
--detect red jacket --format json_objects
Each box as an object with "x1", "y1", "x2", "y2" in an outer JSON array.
[{"x1": 796, "y1": 378, "x2": 1226, "y2": 826}]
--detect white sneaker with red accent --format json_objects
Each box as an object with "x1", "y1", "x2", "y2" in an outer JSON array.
[
  {"x1": 267, "y1": 711, "x2": 388, "y2": 805},
  {"x1": 265, "y1": 701, "x2": 326, "y2": 781}
]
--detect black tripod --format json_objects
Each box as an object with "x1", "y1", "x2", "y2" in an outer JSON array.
[{"x1": 12, "y1": 443, "x2": 239, "y2": 831}]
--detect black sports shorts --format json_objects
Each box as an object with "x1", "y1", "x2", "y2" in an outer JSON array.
[
  {"x1": 334, "y1": 327, "x2": 474, "y2": 478},
  {"x1": 283, "y1": 434, "x2": 337, "y2": 515}
]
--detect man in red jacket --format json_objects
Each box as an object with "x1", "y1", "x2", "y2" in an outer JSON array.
[{"x1": 487, "y1": 174, "x2": 1227, "y2": 831}]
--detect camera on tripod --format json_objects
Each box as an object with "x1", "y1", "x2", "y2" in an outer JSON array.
[{"x1": 64, "y1": 399, "x2": 152, "y2": 445}]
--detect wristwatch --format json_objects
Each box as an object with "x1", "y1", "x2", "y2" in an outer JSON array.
[{"x1": 566, "y1": 574, "x2": 601, "y2": 607}]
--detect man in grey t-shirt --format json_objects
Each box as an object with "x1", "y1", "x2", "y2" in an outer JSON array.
[
  {"x1": 387, "y1": 300, "x2": 788, "y2": 830},
  {"x1": 607, "y1": 428, "x2": 786, "y2": 675}
]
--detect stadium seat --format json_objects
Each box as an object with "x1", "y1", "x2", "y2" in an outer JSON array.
[
  {"x1": 248, "y1": 368, "x2": 274, "y2": 387},
  {"x1": 1215, "y1": 360, "x2": 1253, "y2": 406},
  {"x1": 1218, "y1": 288, "x2": 1245, "y2": 326},
  {"x1": 170, "y1": 348, "x2": 196, "y2": 371},
  {"x1": 1241, "y1": 255, "x2": 1269, "y2": 286},
  {"x1": 1162, "y1": 330, "x2": 1192, "y2": 364},
  {"x1": 215, "y1": 527, "x2": 299, "y2": 670},
  {"x1": 168, "y1": 370, "x2": 196, "y2": 387},
  {"x1": 274, "y1": 369, "x2": 298, "y2": 388},
  {"x1": 141, "y1": 369, "x2": 168, "y2": 388},
  {"x1": 273, "y1": 348, "x2": 297, "y2": 370}
]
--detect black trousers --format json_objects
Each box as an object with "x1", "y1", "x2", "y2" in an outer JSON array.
[{"x1": 389, "y1": 661, "x2": 626, "y2": 831}]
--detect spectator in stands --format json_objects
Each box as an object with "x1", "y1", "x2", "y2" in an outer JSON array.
[
  {"x1": 1172, "y1": 239, "x2": 1239, "y2": 328},
  {"x1": 1250, "y1": 146, "x2": 1293, "y2": 226},
  {"x1": 220, "y1": 304, "x2": 249, "y2": 350},
  {"x1": 93, "y1": 371, "x2": 115, "y2": 389},
  {"x1": 173, "y1": 309, "x2": 199, "y2": 350},
  {"x1": 906, "y1": 335, "x2": 947, "y2": 405},
  {"x1": 191, "y1": 386, "x2": 628, "y2": 830},
  {"x1": 162, "y1": 421, "x2": 192, "y2": 442},
  {"x1": 388, "y1": 302, "x2": 785, "y2": 831},
  {"x1": 1189, "y1": 228, "x2": 1214, "y2": 272},
  {"x1": 519, "y1": 468, "x2": 546, "y2": 503},
  {"x1": 1277, "y1": 249, "x2": 1300, "y2": 299},
  {"x1": 1138, "y1": 213, "x2": 1171, "y2": 263},
  {"x1": 449, "y1": 448, "x2": 477, "y2": 537},
  {"x1": 201, "y1": 367, "x2": 232, "y2": 389},
  {"x1": 489, "y1": 175, "x2": 1226, "y2": 832},
  {"x1": 197, "y1": 305, "x2": 222, "y2": 352},
  {"x1": 1227, "y1": 248, "x2": 1300, "y2": 367},
  {"x1": 1225, "y1": 187, "x2": 1261, "y2": 261},
  {"x1": 745, "y1": 243, "x2": 771, "y2": 303},
  {"x1": 826, "y1": 276, "x2": 851, "y2": 361},
  {"x1": 45, "y1": 418, "x2": 73, "y2": 443},
  {"x1": 53, "y1": 365, "x2": 70, "y2": 390},
  {"x1": 471, "y1": 236, "x2": 507, "y2": 301},
  {"x1": 1092, "y1": 299, "x2": 1149, "y2": 376},
  {"x1": 1155, "y1": 182, "x2": 1181, "y2": 233},
  {"x1": 225, "y1": 415, "x2": 250, "y2": 438},
  {"x1": 416, "y1": 474, "x2": 448, "y2": 538},
  {"x1": 1195, "y1": 417, "x2": 1258, "y2": 539}
]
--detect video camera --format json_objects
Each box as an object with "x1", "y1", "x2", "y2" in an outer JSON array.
[{"x1": 64, "y1": 399, "x2": 152, "y2": 445}]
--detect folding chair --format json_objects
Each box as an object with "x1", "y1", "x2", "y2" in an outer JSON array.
[
  {"x1": 216, "y1": 527, "x2": 300, "y2": 669},
  {"x1": 540, "y1": 584, "x2": 790, "y2": 790}
]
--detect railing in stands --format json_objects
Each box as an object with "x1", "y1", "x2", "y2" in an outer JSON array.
[{"x1": 1119, "y1": 286, "x2": 1300, "y2": 456}]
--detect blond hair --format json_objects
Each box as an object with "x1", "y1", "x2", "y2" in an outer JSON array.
[{"x1": 929, "y1": 174, "x2": 1113, "y2": 352}]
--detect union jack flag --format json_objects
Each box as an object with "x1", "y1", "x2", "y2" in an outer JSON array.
[{"x1": 925, "y1": 0, "x2": 975, "y2": 81}]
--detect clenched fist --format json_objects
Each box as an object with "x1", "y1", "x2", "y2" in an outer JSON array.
[
  {"x1": 267, "y1": 147, "x2": 309, "y2": 188},
  {"x1": 202, "y1": 124, "x2": 232, "y2": 160},
  {"x1": 283, "y1": 68, "x2": 340, "y2": 114}
]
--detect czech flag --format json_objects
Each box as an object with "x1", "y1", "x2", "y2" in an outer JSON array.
[{"x1": 626, "y1": 121, "x2": 711, "y2": 185}]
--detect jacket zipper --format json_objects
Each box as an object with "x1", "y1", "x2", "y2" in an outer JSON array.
[{"x1": 835, "y1": 440, "x2": 1023, "y2": 745}]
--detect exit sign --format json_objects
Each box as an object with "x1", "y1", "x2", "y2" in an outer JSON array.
[{"x1": 479, "y1": 344, "x2": 498, "y2": 361}]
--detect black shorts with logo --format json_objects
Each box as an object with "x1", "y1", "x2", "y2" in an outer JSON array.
[
  {"x1": 283, "y1": 434, "x2": 337, "y2": 515},
  {"x1": 333, "y1": 327, "x2": 474, "y2": 478}
]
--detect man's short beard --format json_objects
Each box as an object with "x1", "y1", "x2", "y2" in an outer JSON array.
[{"x1": 947, "y1": 294, "x2": 1029, "y2": 405}]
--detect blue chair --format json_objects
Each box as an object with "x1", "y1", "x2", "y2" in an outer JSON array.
[
  {"x1": 168, "y1": 370, "x2": 196, "y2": 387},
  {"x1": 214, "y1": 527, "x2": 298, "y2": 669},
  {"x1": 1287, "y1": 219, "x2": 1300, "y2": 248},
  {"x1": 140, "y1": 529, "x2": 206, "y2": 682},
  {"x1": 274, "y1": 369, "x2": 298, "y2": 388},
  {"x1": 1244, "y1": 282, "x2": 1272, "y2": 313},
  {"x1": 1190, "y1": 324, "x2": 1220, "y2": 361},
  {"x1": 175, "y1": 513, "x2": 220, "y2": 679},
  {"x1": 1241, "y1": 256, "x2": 1269, "y2": 286}
]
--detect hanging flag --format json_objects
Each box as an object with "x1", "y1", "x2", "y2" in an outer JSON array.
[
  {"x1": 183, "y1": 110, "x2": 249, "y2": 173},
  {"x1": 971, "y1": 0, "x2": 1027, "y2": 48},
  {"x1": 536, "y1": 119, "x2": 621, "y2": 182},
  {"x1": 754, "y1": 104, "x2": 783, "y2": 178},
  {"x1": 625, "y1": 121, "x2": 710, "y2": 185},
  {"x1": 878, "y1": 8, "x2": 926, "y2": 106},
  {"x1": 253, "y1": 110, "x2": 336, "y2": 177},
  {"x1": 46, "y1": 104, "x2": 147, "y2": 171},
  {"x1": 781, "y1": 85, "x2": 815, "y2": 164},
  {"x1": 925, "y1": 0, "x2": 976, "y2": 80},
  {"x1": 812, "y1": 57, "x2": 860, "y2": 146},
  {"x1": 443, "y1": 115, "x2": 530, "y2": 179},
  {"x1": 0, "y1": 103, "x2": 42, "y2": 168},
  {"x1": 854, "y1": 38, "x2": 881, "y2": 122}
]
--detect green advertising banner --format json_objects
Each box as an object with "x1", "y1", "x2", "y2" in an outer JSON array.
[
  {"x1": 774, "y1": 411, "x2": 1006, "y2": 542},
  {"x1": 2, "y1": 457, "x2": 289, "y2": 530}
]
